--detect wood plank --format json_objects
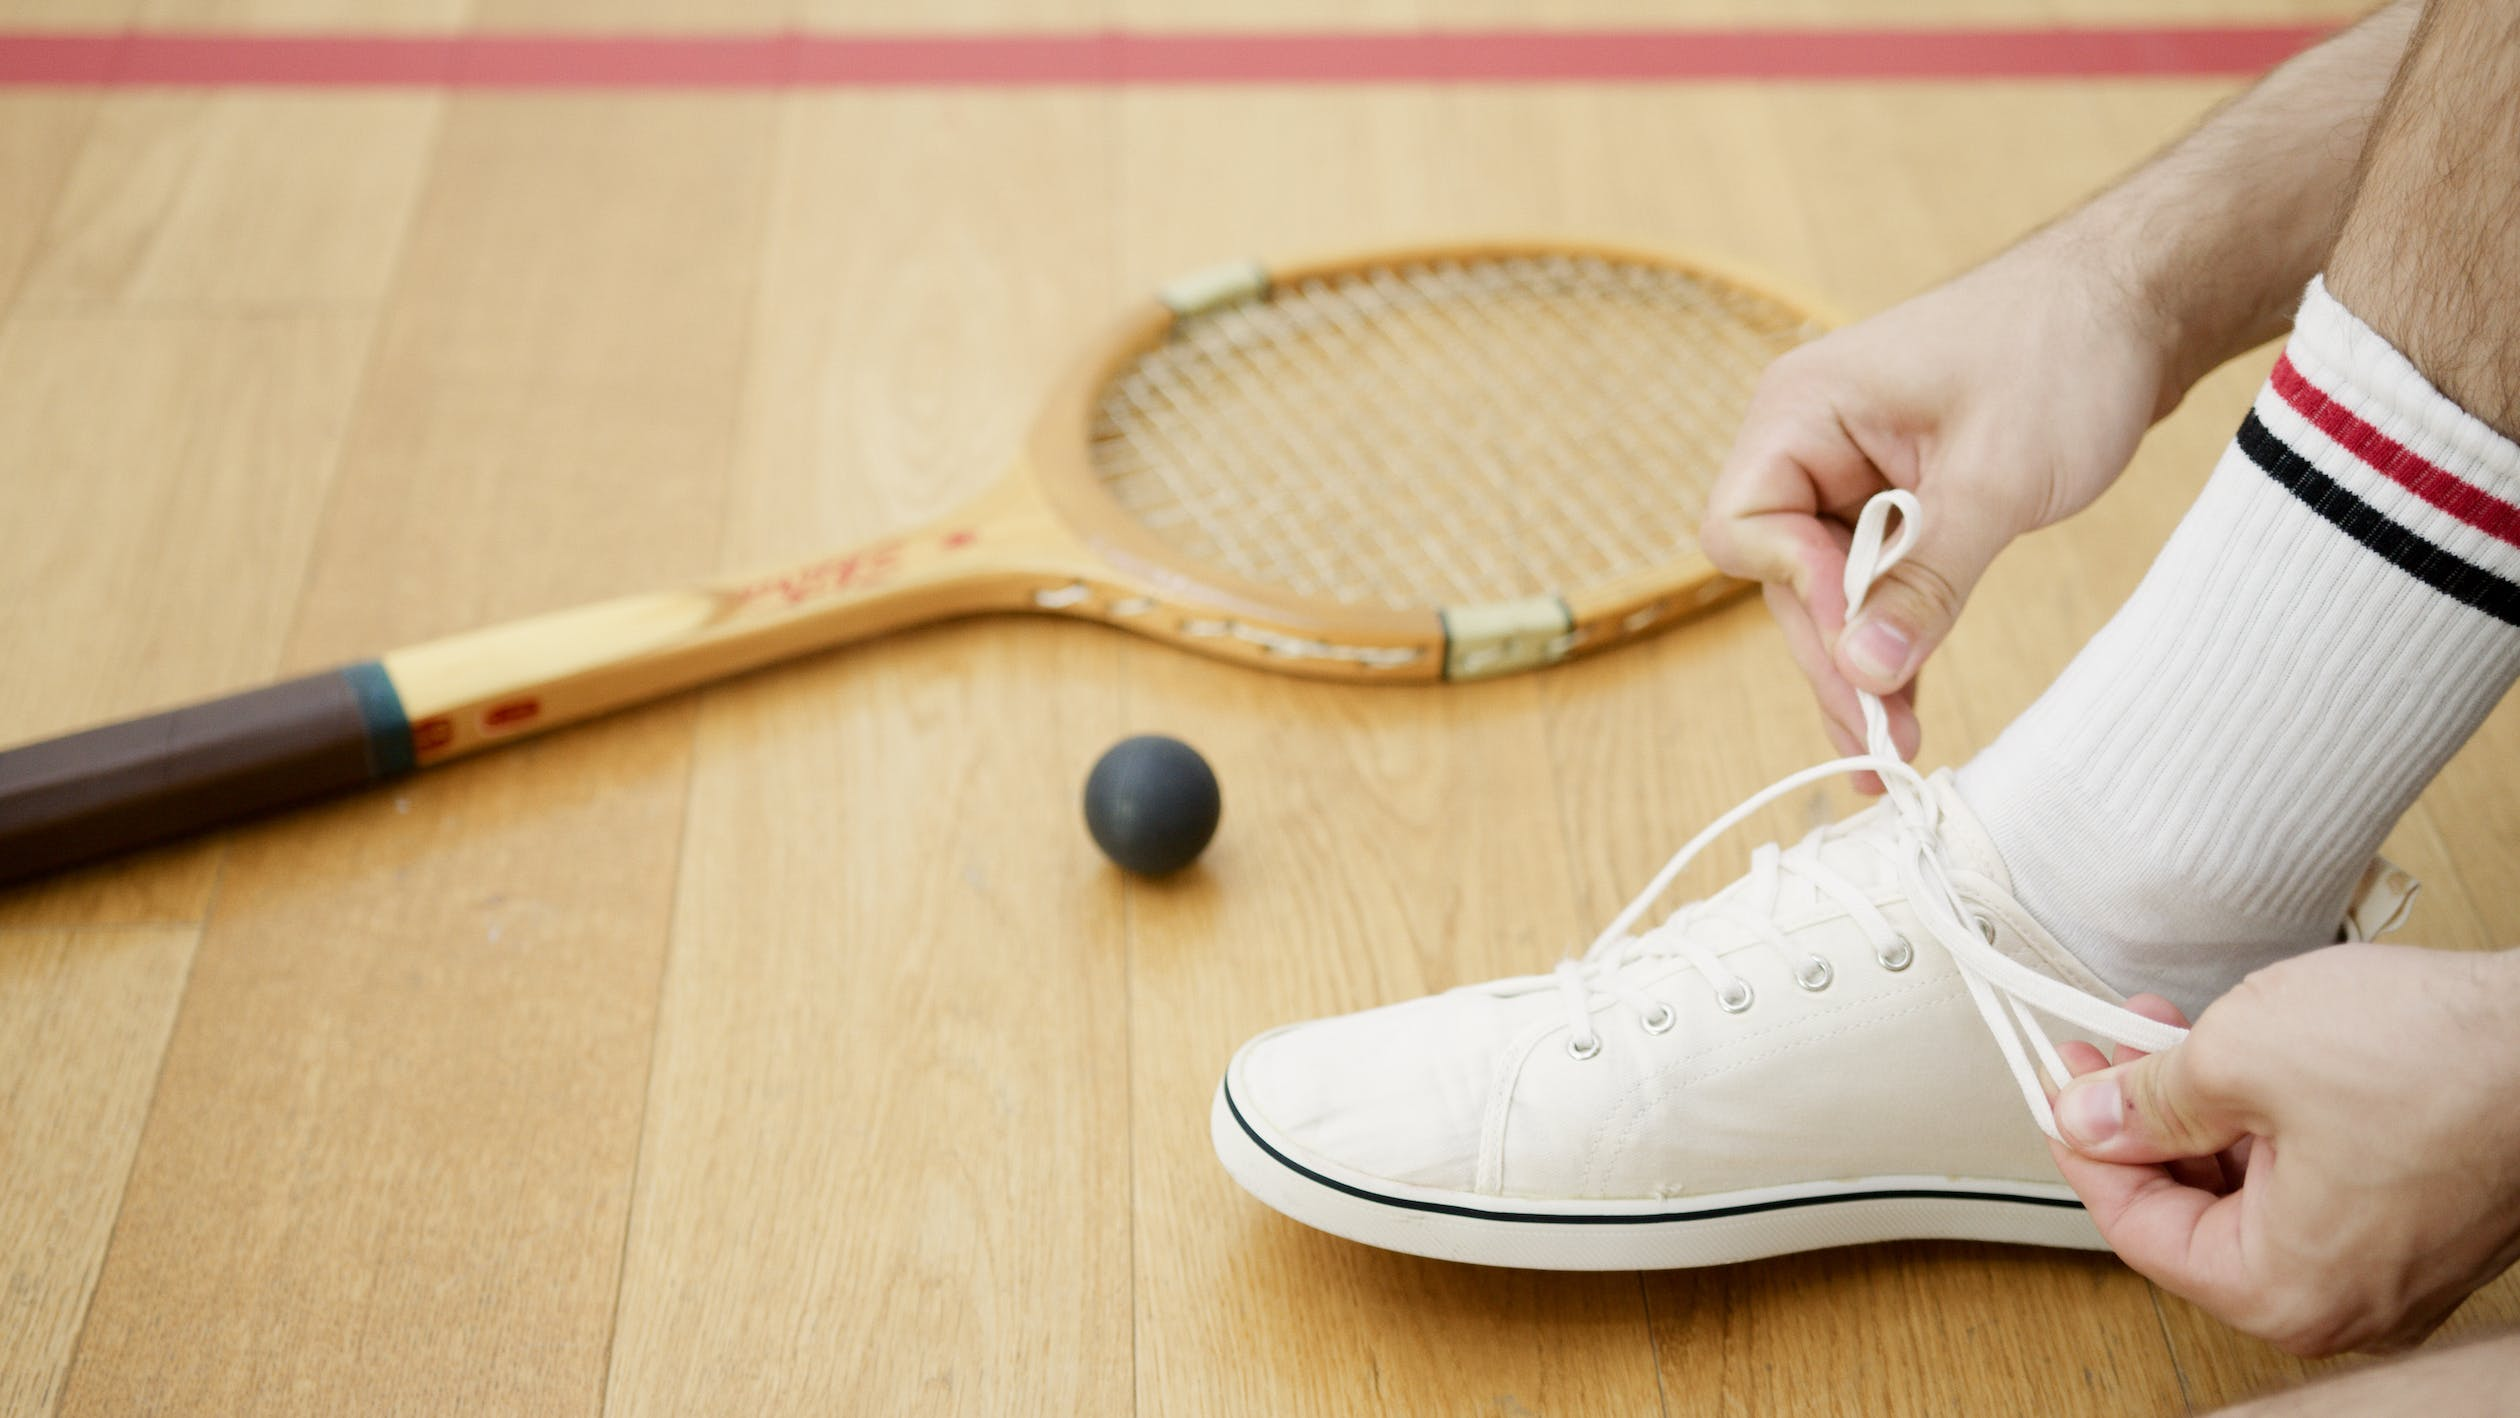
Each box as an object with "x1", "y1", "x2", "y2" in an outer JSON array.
[
  {"x1": 0, "y1": 312, "x2": 372, "y2": 927},
  {"x1": 599, "y1": 90, "x2": 1138, "y2": 1416},
  {"x1": 134, "y1": 0, "x2": 465, "y2": 26},
  {"x1": 1117, "y1": 87, "x2": 1670, "y2": 1416},
  {"x1": 52, "y1": 728, "x2": 694, "y2": 1416},
  {"x1": 1113, "y1": 0, "x2": 2376, "y2": 29},
  {"x1": 2153, "y1": 1266, "x2": 2520, "y2": 1414},
  {"x1": 1533, "y1": 82, "x2": 2210, "y2": 1415},
  {"x1": 1125, "y1": 670, "x2": 1672, "y2": 1414},
  {"x1": 0, "y1": 95, "x2": 94, "y2": 307},
  {"x1": 1651, "y1": 1244, "x2": 2179, "y2": 1417},
  {"x1": 484, "y1": 0, "x2": 791, "y2": 27},
  {"x1": 0, "y1": 1, "x2": 2507, "y2": 1411},
  {"x1": 19, "y1": 93, "x2": 438, "y2": 311},
  {"x1": 0, "y1": 0, "x2": 142, "y2": 30},
  {"x1": 2408, "y1": 706, "x2": 2520, "y2": 948},
  {"x1": 55, "y1": 92, "x2": 777, "y2": 1415},
  {"x1": 0, "y1": 926, "x2": 193, "y2": 1418}
]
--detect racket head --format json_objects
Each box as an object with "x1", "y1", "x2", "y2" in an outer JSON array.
[{"x1": 1022, "y1": 239, "x2": 1837, "y2": 682}]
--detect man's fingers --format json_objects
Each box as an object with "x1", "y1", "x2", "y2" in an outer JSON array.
[
  {"x1": 1703, "y1": 506, "x2": 1841, "y2": 599},
  {"x1": 1702, "y1": 380, "x2": 1885, "y2": 591},
  {"x1": 1879, "y1": 687, "x2": 1920, "y2": 761},
  {"x1": 2056, "y1": 1037, "x2": 2247, "y2": 1165},
  {"x1": 1837, "y1": 510, "x2": 2011, "y2": 695},
  {"x1": 2056, "y1": 1036, "x2": 2227, "y2": 1186},
  {"x1": 2049, "y1": 1141, "x2": 2254, "y2": 1315},
  {"x1": 2112, "y1": 994, "x2": 2191, "y2": 1067},
  {"x1": 2121, "y1": 994, "x2": 2192, "y2": 1030},
  {"x1": 1765, "y1": 583, "x2": 1867, "y2": 740},
  {"x1": 1763, "y1": 582, "x2": 1921, "y2": 780},
  {"x1": 2056, "y1": 1040, "x2": 2109, "y2": 1078}
]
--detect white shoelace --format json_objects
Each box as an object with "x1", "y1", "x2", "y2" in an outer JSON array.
[{"x1": 1551, "y1": 491, "x2": 2189, "y2": 1141}]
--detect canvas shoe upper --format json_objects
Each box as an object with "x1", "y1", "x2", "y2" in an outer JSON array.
[{"x1": 1210, "y1": 493, "x2": 2419, "y2": 1270}]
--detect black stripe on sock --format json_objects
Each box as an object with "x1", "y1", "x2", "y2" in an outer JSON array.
[{"x1": 2238, "y1": 411, "x2": 2520, "y2": 629}]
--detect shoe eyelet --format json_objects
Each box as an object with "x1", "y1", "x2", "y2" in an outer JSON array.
[
  {"x1": 1976, "y1": 915, "x2": 1999, "y2": 945},
  {"x1": 1639, "y1": 1003, "x2": 1677, "y2": 1035},
  {"x1": 1876, "y1": 935, "x2": 1915, "y2": 971},
  {"x1": 1716, "y1": 979, "x2": 1755, "y2": 1014},
  {"x1": 1566, "y1": 1033, "x2": 1603, "y2": 1061},
  {"x1": 1794, "y1": 955, "x2": 1833, "y2": 992}
]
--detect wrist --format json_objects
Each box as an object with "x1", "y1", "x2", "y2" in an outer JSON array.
[
  {"x1": 2462, "y1": 948, "x2": 2520, "y2": 1081},
  {"x1": 2003, "y1": 216, "x2": 2189, "y2": 420},
  {"x1": 2024, "y1": 172, "x2": 2320, "y2": 418},
  {"x1": 2488, "y1": 947, "x2": 2520, "y2": 1015}
]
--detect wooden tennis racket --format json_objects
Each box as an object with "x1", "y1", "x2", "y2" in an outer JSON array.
[{"x1": 0, "y1": 240, "x2": 1831, "y2": 883}]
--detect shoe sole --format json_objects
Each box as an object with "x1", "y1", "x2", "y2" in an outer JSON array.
[{"x1": 1213, "y1": 1079, "x2": 2105, "y2": 1270}]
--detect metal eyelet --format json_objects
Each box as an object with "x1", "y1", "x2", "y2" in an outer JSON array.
[
  {"x1": 1716, "y1": 979, "x2": 1755, "y2": 1014},
  {"x1": 1876, "y1": 935, "x2": 1915, "y2": 971},
  {"x1": 1795, "y1": 955, "x2": 1834, "y2": 992},
  {"x1": 1566, "y1": 1034, "x2": 1603, "y2": 1061},
  {"x1": 1977, "y1": 915, "x2": 1999, "y2": 944},
  {"x1": 1640, "y1": 1003, "x2": 1677, "y2": 1035}
]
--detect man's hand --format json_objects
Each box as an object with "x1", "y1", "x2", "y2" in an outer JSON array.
[
  {"x1": 1699, "y1": 3, "x2": 2419, "y2": 783},
  {"x1": 2049, "y1": 945, "x2": 2520, "y2": 1357},
  {"x1": 1700, "y1": 238, "x2": 2171, "y2": 780}
]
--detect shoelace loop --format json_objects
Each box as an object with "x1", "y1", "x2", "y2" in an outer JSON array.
[{"x1": 1551, "y1": 490, "x2": 2190, "y2": 1142}]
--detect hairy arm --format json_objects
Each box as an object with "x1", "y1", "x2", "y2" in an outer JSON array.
[
  {"x1": 2328, "y1": 0, "x2": 2520, "y2": 435},
  {"x1": 1701, "y1": 3, "x2": 2426, "y2": 759},
  {"x1": 2044, "y1": 1, "x2": 2421, "y2": 407}
]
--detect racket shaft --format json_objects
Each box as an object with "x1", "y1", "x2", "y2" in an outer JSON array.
[{"x1": 0, "y1": 514, "x2": 1057, "y2": 883}]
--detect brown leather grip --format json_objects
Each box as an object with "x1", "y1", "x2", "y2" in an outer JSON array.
[{"x1": 0, "y1": 665, "x2": 409, "y2": 884}]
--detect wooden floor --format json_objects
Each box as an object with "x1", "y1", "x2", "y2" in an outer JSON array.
[{"x1": 4, "y1": 1, "x2": 2516, "y2": 1413}]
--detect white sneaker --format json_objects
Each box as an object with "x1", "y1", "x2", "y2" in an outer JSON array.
[{"x1": 1211, "y1": 493, "x2": 2419, "y2": 1271}]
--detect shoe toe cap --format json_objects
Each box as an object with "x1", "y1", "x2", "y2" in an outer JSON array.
[{"x1": 1226, "y1": 991, "x2": 1521, "y2": 1192}]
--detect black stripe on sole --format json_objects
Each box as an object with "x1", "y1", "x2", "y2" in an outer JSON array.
[
  {"x1": 1221, "y1": 1080, "x2": 2087, "y2": 1226},
  {"x1": 2238, "y1": 411, "x2": 2520, "y2": 628}
]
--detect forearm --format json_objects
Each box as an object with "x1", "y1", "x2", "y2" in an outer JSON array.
[
  {"x1": 2027, "y1": 2, "x2": 2420, "y2": 408},
  {"x1": 2213, "y1": 1327, "x2": 2520, "y2": 1416}
]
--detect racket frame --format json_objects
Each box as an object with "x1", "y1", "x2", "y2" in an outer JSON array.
[{"x1": 0, "y1": 238, "x2": 1834, "y2": 882}]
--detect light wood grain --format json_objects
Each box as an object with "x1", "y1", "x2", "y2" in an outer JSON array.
[
  {"x1": 1123, "y1": 669, "x2": 1675, "y2": 1415},
  {"x1": 1121, "y1": 0, "x2": 2375, "y2": 21},
  {"x1": 19, "y1": 94, "x2": 438, "y2": 310},
  {"x1": 0, "y1": 312, "x2": 371, "y2": 926},
  {"x1": 54, "y1": 718, "x2": 697, "y2": 1416},
  {"x1": 134, "y1": 0, "x2": 462, "y2": 27},
  {"x1": 600, "y1": 90, "x2": 1138, "y2": 1417},
  {"x1": 50, "y1": 91, "x2": 778, "y2": 1416},
  {"x1": 1115, "y1": 86, "x2": 1676, "y2": 1417},
  {"x1": 1, "y1": 2, "x2": 2515, "y2": 1414},
  {"x1": 0, "y1": 926, "x2": 193, "y2": 1417},
  {"x1": 0, "y1": 96, "x2": 94, "y2": 306}
]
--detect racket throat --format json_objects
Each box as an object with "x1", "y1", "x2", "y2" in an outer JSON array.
[{"x1": 1440, "y1": 596, "x2": 1575, "y2": 681}]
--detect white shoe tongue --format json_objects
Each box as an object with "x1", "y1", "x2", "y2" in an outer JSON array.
[
  {"x1": 1924, "y1": 769, "x2": 2015, "y2": 894},
  {"x1": 1724, "y1": 770, "x2": 2013, "y2": 912},
  {"x1": 1638, "y1": 767, "x2": 2016, "y2": 953}
]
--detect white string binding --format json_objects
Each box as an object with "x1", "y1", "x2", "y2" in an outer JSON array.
[{"x1": 1556, "y1": 490, "x2": 2188, "y2": 1141}]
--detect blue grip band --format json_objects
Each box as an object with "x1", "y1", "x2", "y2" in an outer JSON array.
[{"x1": 340, "y1": 660, "x2": 415, "y2": 778}]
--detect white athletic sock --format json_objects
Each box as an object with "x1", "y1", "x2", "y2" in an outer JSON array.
[{"x1": 1958, "y1": 278, "x2": 2520, "y2": 1013}]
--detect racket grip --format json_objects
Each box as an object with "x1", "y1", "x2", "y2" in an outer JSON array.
[{"x1": 0, "y1": 663, "x2": 413, "y2": 885}]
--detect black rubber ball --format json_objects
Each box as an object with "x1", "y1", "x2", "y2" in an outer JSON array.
[{"x1": 1084, "y1": 735, "x2": 1221, "y2": 876}]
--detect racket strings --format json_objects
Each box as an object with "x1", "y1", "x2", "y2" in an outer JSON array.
[{"x1": 1092, "y1": 254, "x2": 1816, "y2": 611}]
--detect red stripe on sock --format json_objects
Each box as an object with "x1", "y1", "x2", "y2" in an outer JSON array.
[
  {"x1": 0, "y1": 27, "x2": 2329, "y2": 88},
  {"x1": 2271, "y1": 355, "x2": 2520, "y2": 551}
]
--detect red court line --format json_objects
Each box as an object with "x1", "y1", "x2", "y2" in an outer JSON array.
[{"x1": 0, "y1": 27, "x2": 2330, "y2": 88}]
